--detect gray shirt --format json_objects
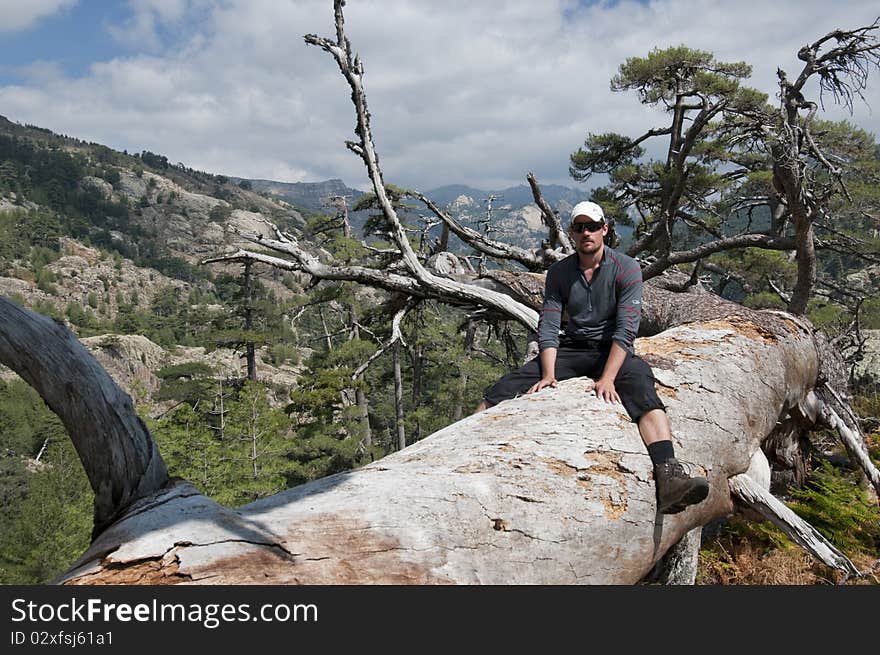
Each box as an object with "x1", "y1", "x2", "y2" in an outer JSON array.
[{"x1": 537, "y1": 247, "x2": 643, "y2": 353}]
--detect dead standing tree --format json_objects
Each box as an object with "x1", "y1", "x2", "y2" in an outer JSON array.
[
  {"x1": 773, "y1": 22, "x2": 880, "y2": 315},
  {"x1": 0, "y1": 2, "x2": 877, "y2": 584}
]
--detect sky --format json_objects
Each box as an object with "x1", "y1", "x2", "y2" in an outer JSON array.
[{"x1": 0, "y1": 0, "x2": 878, "y2": 192}]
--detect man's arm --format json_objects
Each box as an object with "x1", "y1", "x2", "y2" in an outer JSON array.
[
  {"x1": 587, "y1": 341, "x2": 626, "y2": 403},
  {"x1": 527, "y1": 347, "x2": 558, "y2": 393},
  {"x1": 611, "y1": 260, "x2": 643, "y2": 354},
  {"x1": 529, "y1": 265, "x2": 564, "y2": 393},
  {"x1": 590, "y1": 258, "x2": 643, "y2": 403}
]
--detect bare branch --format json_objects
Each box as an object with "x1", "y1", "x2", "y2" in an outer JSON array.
[
  {"x1": 352, "y1": 299, "x2": 419, "y2": 380},
  {"x1": 701, "y1": 260, "x2": 753, "y2": 295},
  {"x1": 0, "y1": 298, "x2": 169, "y2": 537},
  {"x1": 303, "y1": 1, "x2": 539, "y2": 330},
  {"x1": 815, "y1": 237, "x2": 880, "y2": 265},
  {"x1": 818, "y1": 384, "x2": 880, "y2": 498},
  {"x1": 405, "y1": 190, "x2": 550, "y2": 271},
  {"x1": 526, "y1": 172, "x2": 574, "y2": 254},
  {"x1": 729, "y1": 473, "x2": 859, "y2": 577},
  {"x1": 767, "y1": 278, "x2": 793, "y2": 305},
  {"x1": 641, "y1": 233, "x2": 796, "y2": 279},
  {"x1": 676, "y1": 209, "x2": 726, "y2": 240},
  {"x1": 792, "y1": 20, "x2": 880, "y2": 111},
  {"x1": 816, "y1": 276, "x2": 866, "y2": 302}
]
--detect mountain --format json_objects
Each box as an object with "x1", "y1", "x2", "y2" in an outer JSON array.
[
  {"x1": 239, "y1": 178, "x2": 365, "y2": 214},
  {"x1": 242, "y1": 177, "x2": 592, "y2": 219},
  {"x1": 0, "y1": 115, "x2": 306, "y2": 270},
  {"x1": 426, "y1": 183, "x2": 590, "y2": 210},
  {"x1": 0, "y1": 115, "x2": 309, "y2": 398},
  {"x1": 237, "y1": 176, "x2": 595, "y2": 249}
]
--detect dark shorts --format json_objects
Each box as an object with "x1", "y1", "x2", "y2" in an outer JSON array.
[{"x1": 482, "y1": 340, "x2": 665, "y2": 422}]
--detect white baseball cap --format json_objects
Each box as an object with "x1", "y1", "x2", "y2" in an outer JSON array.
[{"x1": 570, "y1": 201, "x2": 605, "y2": 224}]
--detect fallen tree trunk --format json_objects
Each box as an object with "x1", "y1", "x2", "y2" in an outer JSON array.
[{"x1": 29, "y1": 298, "x2": 821, "y2": 584}]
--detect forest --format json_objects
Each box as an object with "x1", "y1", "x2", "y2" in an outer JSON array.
[{"x1": 0, "y1": 2, "x2": 878, "y2": 584}]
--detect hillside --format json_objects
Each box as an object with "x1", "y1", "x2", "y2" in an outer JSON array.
[{"x1": 0, "y1": 115, "x2": 313, "y2": 402}]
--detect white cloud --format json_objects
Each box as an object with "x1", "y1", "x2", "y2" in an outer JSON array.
[
  {"x1": 0, "y1": 0, "x2": 77, "y2": 33},
  {"x1": 107, "y1": 0, "x2": 198, "y2": 49},
  {"x1": 1, "y1": 0, "x2": 878, "y2": 190}
]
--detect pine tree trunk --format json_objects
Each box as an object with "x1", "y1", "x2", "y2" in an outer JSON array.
[
  {"x1": 393, "y1": 340, "x2": 406, "y2": 451},
  {"x1": 243, "y1": 261, "x2": 257, "y2": 382},
  {"x1": 788, "y1": 210, "x2": 816, "y2": 316},
  {"x1": 246, "y1": 343, "x2": 257, "y2": 382},
  {"x1": 452, "y1": 319, "x2": 476, "y2": 421},
  {"x1": 348, "y1": 303, "x2": 372, "y2": 449},
  {"x1": 356, "y1": 387, "x2": 372, "y2": 452},
  {"x1": 411, "y1": 340, "x2": 423, "y2": 442}
]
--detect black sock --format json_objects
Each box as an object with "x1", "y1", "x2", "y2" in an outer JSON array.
[{"x1": 647, "y1": 440, "x2": 675, "y2": 467}]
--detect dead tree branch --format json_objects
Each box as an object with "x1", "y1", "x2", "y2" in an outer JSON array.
[
  {"x1": 0, "y1": 297, "x2": 169, "y2": 538},
  {"x1": 527, "y1": 172, "x2": 574, "y2": 254}
]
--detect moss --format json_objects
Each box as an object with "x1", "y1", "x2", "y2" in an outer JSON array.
[{"x1": 788, "y1": 461, "x2": 880, "y2": 557}]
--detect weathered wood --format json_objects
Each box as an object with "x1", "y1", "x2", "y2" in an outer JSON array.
[
  {"x1": 0, "y1": 297, "x2": 169, "y2": 536},
  {"x1": 657, "y1": 528, "x2": 702, "y2": 585},
  {"x1": 817, "y1": 386, "x2": 880, "y2": 498}
]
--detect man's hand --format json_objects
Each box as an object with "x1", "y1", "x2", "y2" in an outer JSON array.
[
  {"x1": 586, "y1": 377, "x2": 620, "y2": 404},
  {"x1": 527, "y1": 377, "x2": 558, "y2": 394}
]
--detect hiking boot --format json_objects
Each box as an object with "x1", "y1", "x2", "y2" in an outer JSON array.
[{"x1": 654, "y1": 458, "x2": 709, "y2": 514}]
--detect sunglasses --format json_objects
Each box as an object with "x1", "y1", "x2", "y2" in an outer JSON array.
[{"x1": 570, "y1": 221, "x2": 605, "y2": 233}]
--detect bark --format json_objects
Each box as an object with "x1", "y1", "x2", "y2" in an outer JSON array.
[
  {"x1": 788, "y1": 209, "x2": 817, "y2": 316},
  {"x1": 41, "y1": 289, "x2": 836, "y2": 585}
]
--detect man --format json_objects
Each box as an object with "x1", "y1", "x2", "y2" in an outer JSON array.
[{"x1": 475, "y1": 201, "x2": 709, "y2": 514}]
